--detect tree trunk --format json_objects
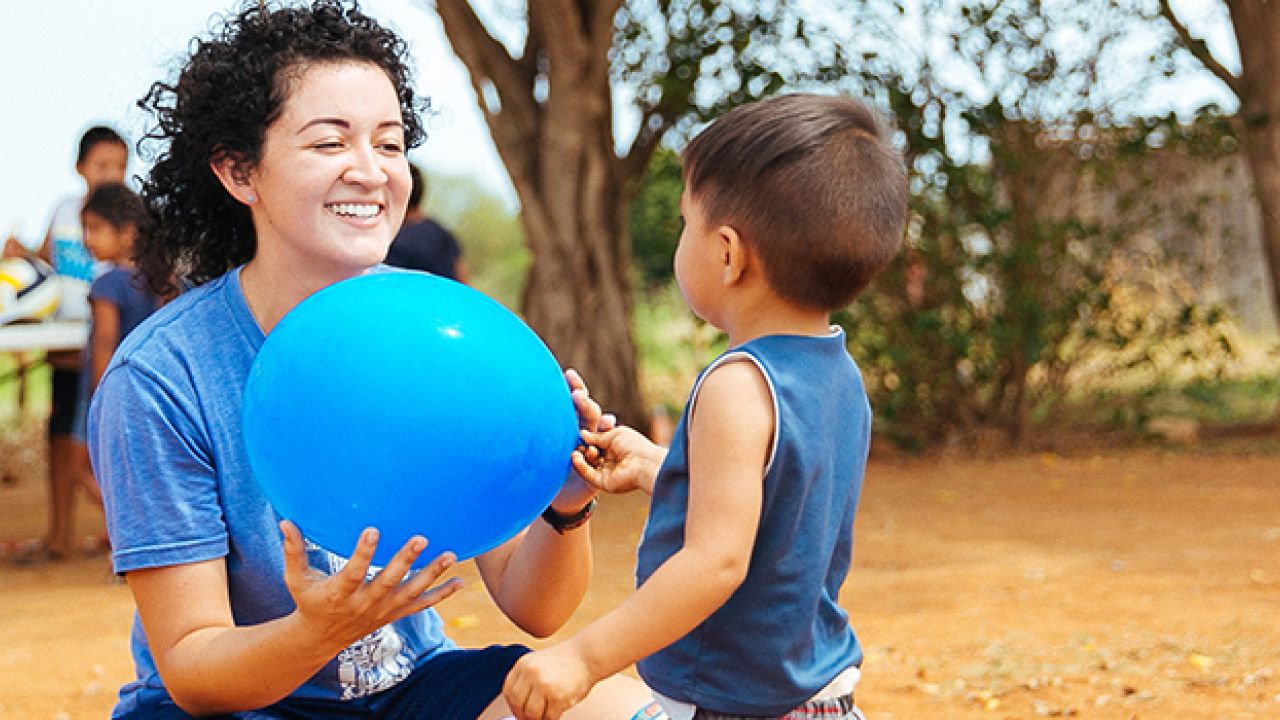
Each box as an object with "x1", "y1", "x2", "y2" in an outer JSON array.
[
  {"x1": 1229, "y1": 0, "x2": 1280, "y2": 326},
  {"x1": 435, "y1": 0, "x2": 650, "y2": 427}
]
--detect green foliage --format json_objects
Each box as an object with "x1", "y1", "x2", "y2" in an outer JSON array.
[
  {"x1": 628, "y1": 147, "x2": 683, "y2": 287},
  {"x1": 613, "y1": 0, "x2": 852, "y2": 157},
  {"x1": 827, "y1": 1, "x2": 1248, "y2": 450},
  {"x1": 632, "y1": 282, "x2": 726, "y2": 416}
]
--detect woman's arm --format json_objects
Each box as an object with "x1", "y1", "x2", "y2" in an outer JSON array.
[
  {"x1": 127, "y1": 523, "x2": 461, "y2": 715},
  {"x1": 503, "y1": 360, "x2": 774, "y2": 720}
]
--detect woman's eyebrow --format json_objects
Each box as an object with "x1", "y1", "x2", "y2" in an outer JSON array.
[{"x1": 296, "y1": 118, "x2": 403, "y2": 134}]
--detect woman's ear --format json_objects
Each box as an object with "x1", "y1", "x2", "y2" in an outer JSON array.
[
  {"x1": 719, "y1": 225, "x2": 748, "y2": 286},
  {"x1": 209, "y1": 150, "x2": 257, "y2": 206}
]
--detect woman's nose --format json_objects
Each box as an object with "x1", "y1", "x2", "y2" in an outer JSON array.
[{"x1": 342, "y1": 145, "x2": 389, "y2": 186}]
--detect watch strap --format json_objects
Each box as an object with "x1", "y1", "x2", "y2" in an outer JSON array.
[{"x1": 541, "y1": 497, "x2": 598, "y2": 534}]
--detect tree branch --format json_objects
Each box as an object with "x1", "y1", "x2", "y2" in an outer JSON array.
[
  {"x1": 433, "y1": 0, "x2": 538, "y2": 131},
  {"x1": 621, "y1": 108, "x2": 672, "y2": 190},
  {"x1": 1158, "y1": 0, "x2": 1242, "y2": 97}
]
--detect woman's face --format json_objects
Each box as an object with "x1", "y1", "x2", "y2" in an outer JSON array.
[{"x1": 246, "y1": 61, "x2": 410, "y2": 280}]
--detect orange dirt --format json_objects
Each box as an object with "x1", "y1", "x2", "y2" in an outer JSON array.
[{"x1": 2, "y1": 447, "x2": 1277, "y2": 719}]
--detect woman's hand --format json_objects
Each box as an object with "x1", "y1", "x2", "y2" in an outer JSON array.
[
  {"x1": 551, "y1": 368, "x2": 610, "y2": 511},
  {"x1": 280, "y1": 520, "x2": 462, "y2": 649}
]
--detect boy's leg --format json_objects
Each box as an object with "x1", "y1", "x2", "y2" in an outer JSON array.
[
  {"x1": 561, "y1": 674, "x2": 661, "y2": 720},
  {"x1": 44, "y1": 365, "x2": 80, "y2": 556}
]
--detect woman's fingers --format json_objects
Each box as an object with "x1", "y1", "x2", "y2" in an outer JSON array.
[
  {"x1": 564, "y1": 367, "x2": 586, "y2": 392},
  {"x1": 279, "y1": 520, "x2": 311, "y2": 589},
  {"x1": 337, "y1": 527, "x2": 380, "y2": 593},
  {"x1": 372, "y1": 535, "x2": 427, "y2": 591}
]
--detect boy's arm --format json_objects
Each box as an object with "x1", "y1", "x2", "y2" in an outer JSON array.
[{"x1": 503, "y1": 359, "x2": 773, "y2": 720}]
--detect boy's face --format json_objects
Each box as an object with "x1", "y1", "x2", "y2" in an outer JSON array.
[
  {"x1": 674, "y1": 186, "x2": 723, "y2": 325},
  {"x1": 77, "y1": 142, "x2": 128, "y2": 191}
]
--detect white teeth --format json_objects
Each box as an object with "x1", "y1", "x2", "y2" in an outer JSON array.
[{"x1": 327, "y1": 203, "x2": 381, "y2": 218}]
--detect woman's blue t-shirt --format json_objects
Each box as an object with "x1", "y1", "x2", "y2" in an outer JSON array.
[{"x1": 88, "y1": 267, "x2": 452, "y2": 714}]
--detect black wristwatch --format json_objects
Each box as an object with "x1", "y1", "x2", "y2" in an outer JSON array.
[{"x1": 540, "y1": 498, "x2": 598, "y2": 534}]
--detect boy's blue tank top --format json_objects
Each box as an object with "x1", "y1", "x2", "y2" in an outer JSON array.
[{"x1": 635, "y1": 329, "x2": 868, "y2": 716}]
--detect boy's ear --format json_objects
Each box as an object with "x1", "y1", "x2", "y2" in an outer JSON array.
[
  {"x1": 209, "y1": 149, "x2": 256, "y2": 206},
  {"x1": 719, "y1": 225, "x2": 748, "y2": 286}
]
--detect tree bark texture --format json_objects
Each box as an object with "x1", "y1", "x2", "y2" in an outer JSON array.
[
  {"x1": 435, "y1": 0, "x2": 651, "y2": 427},
  {"x1": 1162, "y1": 0, "x2": 1280, "y2": 325}
]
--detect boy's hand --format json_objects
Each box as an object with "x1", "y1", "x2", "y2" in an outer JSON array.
[
  {"x1": 572, "y1": 426, "x2": 666, "y2": 496},
  {"x1": 503, "y1": 644, "x2": 596, "y2": 720},
  {"x1": 279, "y1": 520, "x2": 462, "y2": 650}
]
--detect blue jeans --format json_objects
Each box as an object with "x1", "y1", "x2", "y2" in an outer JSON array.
[{"x1": 113, "y1": 644, "x2": 530, "y2": 719}]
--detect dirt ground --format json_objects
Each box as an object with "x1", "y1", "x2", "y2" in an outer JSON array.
[{"x1": 2, "y1": 443, "x2": 1278, "y2": 719}]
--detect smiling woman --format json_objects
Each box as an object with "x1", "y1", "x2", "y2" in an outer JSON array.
[
  {"x1": 84, "y1": 2, "x2": 655, "y2": 719},
  {"x1": 212, "y1": 61, "x2": 412, "y2": 330}
]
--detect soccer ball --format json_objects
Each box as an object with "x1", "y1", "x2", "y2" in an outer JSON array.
[{"x1": 0, "y1": 256, "x2": 61, "y2": 325}]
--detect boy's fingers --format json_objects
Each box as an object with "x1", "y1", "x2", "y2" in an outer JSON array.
[{"x1": 571, "y1": 450, "x2": 602, "y2": 485}]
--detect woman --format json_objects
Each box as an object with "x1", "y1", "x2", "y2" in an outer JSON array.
[{"x1": 89, "y1": 2, "x2": 655, "y2": 718}]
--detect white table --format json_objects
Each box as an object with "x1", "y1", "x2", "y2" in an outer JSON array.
[
  {"x1": 0, "y1": 321, "x2": 89, "y2": 352},
  {"x1": 0, "y1": 322, "x2": 88, "y2": 418}
]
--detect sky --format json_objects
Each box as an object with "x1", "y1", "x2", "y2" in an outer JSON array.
[
  {"x1": 0, "y1": 0, "x2": 515, "y2": 249},
  {"x1": 0, "y1": 1, "x2": 1240, "y2": 249}
]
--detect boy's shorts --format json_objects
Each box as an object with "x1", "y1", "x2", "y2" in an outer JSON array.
[
  {"x1": 691, "y1": 694, "x2": 864, "y2": 720},
  {"x1": 112, "y1": 643, "x2": 530, "y2": 719},
  {"x1": 48, "y1": 367, "x2": 79, "y2": 437}
]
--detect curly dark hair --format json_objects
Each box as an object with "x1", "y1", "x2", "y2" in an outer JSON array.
[{"x1": 135, "y1": 0, "x2": 425, "y2": 293}]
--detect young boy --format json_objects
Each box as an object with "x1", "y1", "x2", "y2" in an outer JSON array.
[
  {"x1": 503, "y1": 93, "x2": 908, "y2": 720},
  {"x1": 16, "y1": 126, "x2": 128, "y2": 563}
]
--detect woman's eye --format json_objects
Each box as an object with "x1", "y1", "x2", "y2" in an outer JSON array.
[{"x1": 313, "y1": 141, "x2": 344, "y2": 150}]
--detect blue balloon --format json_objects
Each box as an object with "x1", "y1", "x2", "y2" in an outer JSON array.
[{"x1": 243, "y1": 272, "x2": 577, "y2": 566}]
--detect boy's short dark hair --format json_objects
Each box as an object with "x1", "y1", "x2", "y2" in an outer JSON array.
[
  {"x1": 83, "y1": 182, "x2": 145, "y2": 230},
  {"x1": 77, "y1": 126, "x2": 126, "y2": 165},
  {"x1": 682, "y1": 93, "x2": 908, "y2": 310}
]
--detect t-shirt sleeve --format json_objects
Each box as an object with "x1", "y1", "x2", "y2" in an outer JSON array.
[
  {"x1": 88, "y1": 359, "x2": 229, "y2": 574},
  {"x1": 88, "y1": 269, "x2": 130, "y2": 307}
]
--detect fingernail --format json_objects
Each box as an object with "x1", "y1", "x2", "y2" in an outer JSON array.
[
  {"x1": 364, "y1": 528, "x2": 379, "y2": 543},
  {"x1": 412, "y1": 537, "x2": 426, "y2": 552}
]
